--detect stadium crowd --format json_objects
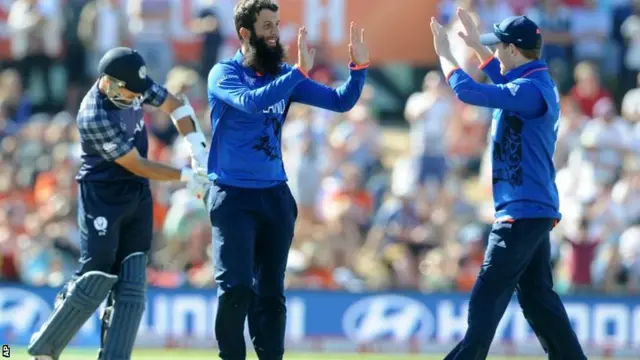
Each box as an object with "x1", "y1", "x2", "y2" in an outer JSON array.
[{"x1": 0, "y1": 0, "x2": 639, "y2": 295}]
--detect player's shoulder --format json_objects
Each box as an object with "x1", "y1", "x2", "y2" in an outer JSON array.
[
  {"x1": 209, "y1": 60, "x2": 242, "y2": 81},
  {"x1": 77, "y1": 96, "x2": 112, "y2": 132}
]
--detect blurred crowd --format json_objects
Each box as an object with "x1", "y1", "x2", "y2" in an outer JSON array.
[{"x1": 0, "y1": 0, "x2": 639, "y2": 296}]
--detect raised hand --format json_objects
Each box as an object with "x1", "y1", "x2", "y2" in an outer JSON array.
[
  {"x1": 349, "y1": 22, "x2": 369, "y2": 66},
  {"x1": 430, "y1": 17, "x2": 452, "y2": 59},
  {"x1": 456, "y1": 7, "x2": 482, "y2": 50},
  {"x1": 297, "y1": 26, "x2": 315, "y2": 73}
]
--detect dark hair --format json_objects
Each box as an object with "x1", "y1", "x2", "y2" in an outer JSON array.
[{"x1": 233, "y1": 0, "x2": 279, "y2": 40}]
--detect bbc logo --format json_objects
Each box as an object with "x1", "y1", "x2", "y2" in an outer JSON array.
[{"x1": 1, "y1": 344, "x2": 8, "y2": 358}]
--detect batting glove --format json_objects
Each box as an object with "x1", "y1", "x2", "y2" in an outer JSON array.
[
  {"x1": 180, "y1": 167, "x2": 210, "y2": 200},
  {"x1": 185, "y1": 132, "x2": 208, "y2": 177}
]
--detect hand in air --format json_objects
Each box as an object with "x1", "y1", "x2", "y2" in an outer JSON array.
[
  {"x1": 456, "y1": 7, "x2": 483, "y2": 50},
  {"x1": 297, "y1": 26, "x2": 315, "y2": 73},
  {"x1": 430, "y1": 17, "x2": 453, "y2": 58},
  {"x1": 349, "y1": 22, "x2": 369, "y2": 66}
]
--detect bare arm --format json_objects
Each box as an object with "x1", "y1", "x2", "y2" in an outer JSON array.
[
  {"x1": 143, "y1": 83, "x2": 208, "y2": 153},
  {"x1": 114, "y1": 148, "x2": 185, "y2": 181}
]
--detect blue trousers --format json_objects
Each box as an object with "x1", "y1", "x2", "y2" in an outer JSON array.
[
  {"x1": 76, "y1": 181, "x2": 153, "y2": 276},
  {"x1": 207, "y1": 182, "x2": 297, "y2": 360},
  {"x1": 445, "y1": 218, "x2": 587, "y2": 360}
]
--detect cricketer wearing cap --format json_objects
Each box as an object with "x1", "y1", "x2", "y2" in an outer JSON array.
[
  {"x1": 28, "y1": 47, "x2": 209, "y2": 360},
  {"x1": 205, "y1": 1, "x2": 369, "y2": 359},
  {"x1": 430, "y1": 9, "x2": 587, "y2": 360}
]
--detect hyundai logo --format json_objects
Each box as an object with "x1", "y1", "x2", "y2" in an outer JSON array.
[
  {"x1": 0, "y1": 288, "x2": 52, "y2": 336},
  {"x1": 341, "y1": 295, "x2": 434, "y2": 343}
]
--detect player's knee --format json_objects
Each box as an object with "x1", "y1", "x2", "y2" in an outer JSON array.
[
  {"x1": 115, "y1": 252, "x2": 147, "y2": 305},
  {"x1": 78, "y1": 256, "x2": 117, "y2": 275},
  {"x1": 254, "y1": 294, "x2": 286, "y2": 314},
  {"x1": 215, "y1": 269, "x2": 254, "y2": 292},
  {"x1": 69, "y1": 271, "x2": 118, "y2": 307},
  {"x1": 220, "y1": 285, "x2": 252, "y2": 302}
]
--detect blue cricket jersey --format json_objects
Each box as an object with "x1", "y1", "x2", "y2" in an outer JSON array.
[
  {"x1": 447, "y1": 58, "x2": 562, "y2": 221},
  {"x1": 206, "y1": 50, "x2": 368, "y2": 188},
  {"x1": 75, "y1": 81, "x2": 168, "y2": 183}
]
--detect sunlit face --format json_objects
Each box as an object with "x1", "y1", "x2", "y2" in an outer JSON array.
[
  {"x1": 251, "y1": 10, "x2": 280, "y2": 48},
  {"x1": 494, "y1": 43, "x2": 517, "y2": 74}
]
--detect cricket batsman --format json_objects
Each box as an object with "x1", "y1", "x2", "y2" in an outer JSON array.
[
  {"x1": 430, "y1": 8, "x2": 587, "y2": 360},
  {"x1": 28, "y1": 47, "x2": 210, "y2": 360},
  {"x1": 205, "y1": 1, "x2": 369, "y2": 358}
]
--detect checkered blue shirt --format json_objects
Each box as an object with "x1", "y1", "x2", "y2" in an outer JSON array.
[{"x1": 75, "y1": 81, "x2": 168, "y2": 182}]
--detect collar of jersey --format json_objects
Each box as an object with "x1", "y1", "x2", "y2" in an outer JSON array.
[
  {"x1": 504, "y1": 59, "x2": 548, "y2": 82},
  {"x1": 232, "y1": 49, "x2": 264, "y2": 77}
]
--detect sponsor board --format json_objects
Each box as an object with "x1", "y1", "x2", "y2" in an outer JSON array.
[{"x1": 1, "y1": 284, "x2": 638, "y2": 356}]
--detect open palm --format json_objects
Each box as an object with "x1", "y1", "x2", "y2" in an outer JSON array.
[
  {"x1": 349, "y1": 22, "x2": 369, "y2": 65},
  {"x1": 457, "y1": 8, "x2": 482, "y2": 49}
]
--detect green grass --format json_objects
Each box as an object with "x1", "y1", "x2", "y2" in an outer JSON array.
[{"x1": 2, "y1": 348, "x2": 565, "y2": 360}]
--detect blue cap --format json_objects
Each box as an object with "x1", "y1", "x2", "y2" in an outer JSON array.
[
  {"x1": 479, "y1": 16, "x2": 542, "y2": 50},
  {"x1": 97, "y1": 47, "x2": 152, "y2": 94}
]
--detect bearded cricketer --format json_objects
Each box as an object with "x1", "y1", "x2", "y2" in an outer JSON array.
[
  {"x1": 205, "y1": 0, "x2": 370, "y2": 359},
  {"x1": 28, "y1": 47, "x2": 209, "y2": 360},
  {"x1": 429, "y1": 8, "x2": 587, "y2": 360}
]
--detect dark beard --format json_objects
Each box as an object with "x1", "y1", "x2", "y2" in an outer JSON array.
[{"x1": 243, "y1": 32, "x2": 285, "y2": 76}]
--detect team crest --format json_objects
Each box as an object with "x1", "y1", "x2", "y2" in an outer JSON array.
[
  {"x1": 138, "y1": 66, "x2": 147, "y2": 79},
  {"x1": 93, "y1": 216, "x2": 108, "y2": 236}
]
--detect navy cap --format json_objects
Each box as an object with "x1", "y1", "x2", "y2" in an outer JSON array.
[
  {"x1": 479, "y1": 16, "x2": 542, "y2": 50},
  {"x1": 97, "y1": 47, "x2": 152, "y2": 94}
]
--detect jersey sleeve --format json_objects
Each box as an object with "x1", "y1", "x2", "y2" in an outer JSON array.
[
  {"x1": 142, "y1": 81, "x2": 169, "y2": 107},
  {"x1": 208, "y1": 62, "x2": 307, "y2": 114},
  {"x1": 447, "y1": 68, "x2": 546, "y2": 117},
  {"x1": 289, "y1": 62, "x2": 368, "y2": 112},
  {"x1": 78, "y1": 109, "x2": 134, "y2": 161}
]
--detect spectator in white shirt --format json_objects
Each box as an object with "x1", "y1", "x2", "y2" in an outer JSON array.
[
  {"x1": 404, "y1": 71, "x2": 454, "y2": 186},
  {"x1": 580, "y1": 97, "x2": 633, "y2": 187}
]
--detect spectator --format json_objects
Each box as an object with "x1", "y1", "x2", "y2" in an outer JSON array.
[
  {"x1": 555, "y1": 97, "x2": 588, "y2": 168},
  {"x1": 8, "y1": 0, "x2": 62, "y2": 112},
  {"x1": 526, "y1": 0, "x2": 574, "y2": 91},
  {"x1": 283, "y1": 104, "x2": 323, "y2": 226},
  {"x1": 446, "y1": 104, "x2": 489, "y2": 178},
  {"x1": 561, "y1": 215, "x2": 601, "y2": 292},
  {"x1": 78, "y1": 0, "x2": 129, "y2": 79},
  {"x1": 127, "y1": 0, "x2": 174, "y2": 84},
  {"x1": 405, "y1": 71, "x2": 455, "y2": 186},
  {"x1": 620, "y1": 0, "x2": 640, "y2": 93},
  {"x1": 0, "y1": 69, "x2": 33, "y2": 138},
  {"x1": 62, "y1": 0, "x2": 90, "y2": 114},
  {"x1": 191, "y1": 0, "x2": 224, "y2": 81},
  {"x1": 569, "y1": 61, "x2": 612, "y2": 117},
  {"x1": 361, "y1": 156, "x2": 425, "y2": 289},
  {"x1": 579, "y1": 97, "x2": 632, "y2": 188},
  {"x1": 622, "y1": 72, "x2": 640, "y2": 123},
  {"x1": 570, "y1": 0, "x2": 611, "y2": 68}
]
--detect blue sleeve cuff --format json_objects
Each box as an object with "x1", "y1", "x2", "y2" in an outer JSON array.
[{"x1": 446, "y1": 67, "x2": 465, "y2": 87}]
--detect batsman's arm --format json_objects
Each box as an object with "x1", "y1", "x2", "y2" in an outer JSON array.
[
  {"x1": 114, "y1": 148, "x2": 191, "y2": 181},
  {"x1": 78, "y1": 110, "x2": 192, "y2": 182},
  {"x1": 208, "y1": 62, "x2": 307, "y2": 114},
  {"x1": 289, "y1": 62, "x2": 369, "y2": 112},
  {"x1": 142, "y1": 82, "x2": 207, "y2": 152}
]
